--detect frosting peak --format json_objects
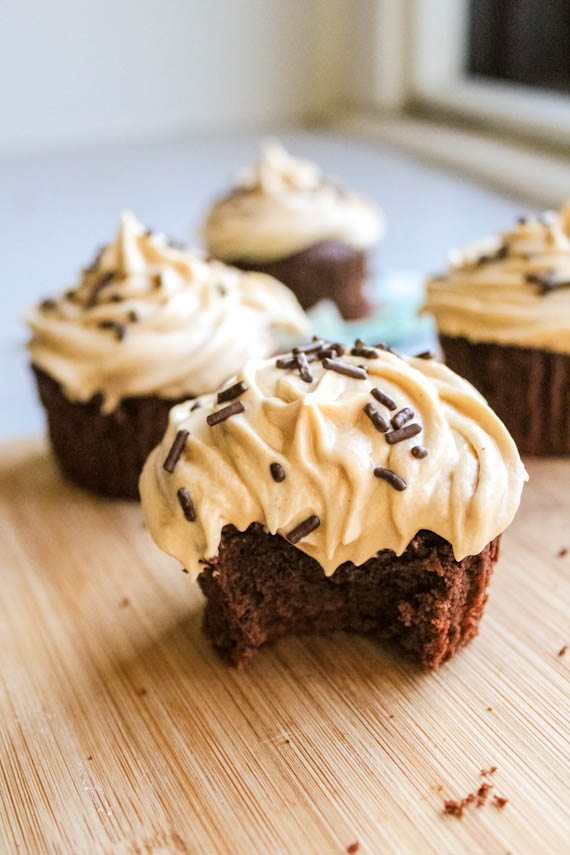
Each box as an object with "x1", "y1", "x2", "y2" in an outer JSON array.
[
  {"x1": 140, "y1": 343, "x2": 526, "y2": 577},
  {"x1": 202, "y1": 141, "x2": 385, "y2": 263},
  {"x1": 424, "y1": 204, "x2": 570, "y2": 354},
  {"x1": 27, "y1": 213, "x2": 311, "y2": 411}
]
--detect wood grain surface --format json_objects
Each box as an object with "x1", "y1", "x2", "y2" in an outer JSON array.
[{"x1": 1, "y1": 438, "x2": 569, "y2": 855}]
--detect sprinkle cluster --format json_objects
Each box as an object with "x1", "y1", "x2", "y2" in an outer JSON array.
[{"x1": 161, "y1": 339, "x2": 433, "y2": 547}]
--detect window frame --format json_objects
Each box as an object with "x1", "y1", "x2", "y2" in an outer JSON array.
[{"x1": 371, "y1": 0, "x2": 570, "y2": 148}]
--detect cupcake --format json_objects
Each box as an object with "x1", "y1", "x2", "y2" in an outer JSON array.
[
  {"x1": 27, "y1": 212, "x2": 310, "y2": 498},
  {"x1": 424, "y1": 206, "x2": 570, "y2": 455},
  {"x1": 202, "y1": 141, "x2": 384, "y2": 320},
  {"x1": 140, "y1": 340, "x2": 526, "y2": 668}
]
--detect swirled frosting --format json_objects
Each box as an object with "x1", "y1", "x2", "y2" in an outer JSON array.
[
  {"x1": 424, "y1": 204, "x2": 570, "y2": 354},
  {"x1": 140, "y1": 344, "x2": 526, "y2": 577},
  {"x1": 27, "y1": 212, "x2": 311, "y2": 412},
  {"x1": 202, "y1": 141, "x2": 385, "y2": 262}
]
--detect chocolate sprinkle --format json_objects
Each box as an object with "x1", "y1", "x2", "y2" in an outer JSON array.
[
  {"x1": 351, "y1": 345, "x2": 378, "y2": 359},
  {"x1": 411, "y1": 445, "x2": 429, "y2": 459},
  {"x1": 525, "y1": 270, "x2": 570, "y2": 295},
  {"x1": 206, "y1": 400, "x2": 245, "y2": 426},
  {"x1": 363, "y1": 402, "x2": 389, "y2": 433},
  {"x1": 371, "y1": 387, "x2": 397, "y2": 411},
  {"x1": 276, "y1": 354, "x2": 297, "y2": 369},
  {"x1": 296, "y1": 352, "x2": 313, "y2": 383},
  {"x1": 86, "y1": 271, "x2": 114, "y2": 308},
  {"x1": 190, "y1": 401, "x2": 201, "y2": 411},
  {"x1": 163, "y1": 429, "x2": 189, "y2": 473},
  {"x1": 287, "y1": 515, "x2": 320, "y2": 544},
  {"x1": 322, "y1": 358, "x2": 367, "y2": 380},
  {"x1": 391, "y1": 407, "x2": 414, "y2": 430},
  {"x1": 177, "y1": 487, "x2": 196, "y2": 522},
  {"x1": 386, "y1": 423, "x2": 422, "y2": 445},
  {"x1": 292, "y1": 339, "x2": 324, "y2": 355},
  {"x1": 373, "y1": 466, "x2": 407, "y2": 491},
  {"x1": 98, "y1": 320, "x2": 126, "y2": 341},
  {"x1": 217, "y1": 380, "x2": 248, "y2": 403},
  {"x1": 270, "y1": 462, "x2": 286, "y2": 482}
]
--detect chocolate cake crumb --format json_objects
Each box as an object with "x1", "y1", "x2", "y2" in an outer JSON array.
[
  {"x1": 557, "y1": 547, "x2": 568, "y2": 558},
  {"x1": 136, "y1": 687, "x2": 147, "y2": 697},
  {"x1": 346, "y1": 843, "x2": 360, "y2": 854},
  {"x1": 558, "y1": 645, "x2": 568, "y2": 657},
  {"x1": 415, "y1": 350, "x2": 436, "y2": 359},
  {"x1": 190, "y1": 401, "x2": 201, "y2": 411},
  {"x1": 40, "y1": 298, "x2": 57, "y2": 311},
  {"x1": 119, "y1": 597, "x2": 130, "y2": 608},
  {"x1": 486, "y1": 706, "x2": 493, "y2": 712},
  {"x1": 128, "y1": 309, "x2": 139, "y2": 322},
  {"x1": 480, "y1": 766, "x2": 497, "y2": 777},
  {"x1": 493, "y1": 796, "x2": 508, "y2": 809}
]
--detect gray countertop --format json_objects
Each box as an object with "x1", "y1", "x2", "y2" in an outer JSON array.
[{"x1": 1, "y1": 129, "x2": 531, "y2": 439}]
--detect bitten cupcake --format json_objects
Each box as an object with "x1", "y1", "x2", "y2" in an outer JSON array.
[
  {"x1": 27, "y1": 212, "x2": 310, "y2": 498},
  {"x1": 424, "y1": 205, "x2": 570, "y2": 455},
  {"x1": 140, "y1": 340, "x2": 526, "y2": 668},
  {"x1": 202, "y1": 141, "x2": 384, "y2": 320}
]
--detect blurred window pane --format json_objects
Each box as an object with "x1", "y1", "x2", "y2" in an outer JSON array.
[{"x1": 468, "y1": 0, "x2": 570, "y2": 94}]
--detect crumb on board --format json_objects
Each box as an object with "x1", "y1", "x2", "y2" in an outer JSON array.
[
  {"x1": 443, "y1": 768, "x2": 507, "y2": 818},
  {"x1": 118, "y1": 596, "x2": 130, "y2": 608},
  {"x1": 558, "y1": 645, "x2": 568, "y2": 657},
  {"x1": 136, "y1": 687, "x2": 148, "y2": 697},
  {"x1": 346, "y1": 842, "x2": 360, "y2": 853},
  {"x1": 557, "y1": 547, "x2": 568, "y2": 558},
  {"x1": 486, "y1": 706, "x2": 493, "y2": 712}
]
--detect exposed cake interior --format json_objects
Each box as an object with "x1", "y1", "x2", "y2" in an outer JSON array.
[{"x1": 199, "y1": 524, "x2": 500, "y2": 668}]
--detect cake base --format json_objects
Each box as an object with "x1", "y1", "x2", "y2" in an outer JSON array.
[
  {"x1": 230, "y1": 240, "x2": 370, "y2": 320},
  {"x1": 197, "y1": 524, "x2": 500, "y2": 669},
  {"x1": 33, "y1": 366, "x2": 187, "y2": 499},
  {"x1": 440, "y1": 336, "x2": 570, "y2": 456}
]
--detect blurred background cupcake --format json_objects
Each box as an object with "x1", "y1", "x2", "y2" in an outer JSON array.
[
  {"x1": 27, "y1": 212, "x2": 310, "y2": 498},
  {"x1": 424, "y1": 205, "x2": 570, "y2": 455},
  {"x1": 202, "y1": 140, "x2": 385, "y2": 320}
]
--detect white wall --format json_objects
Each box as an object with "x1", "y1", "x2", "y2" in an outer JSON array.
[{"x1": 0, "y1": 0, "x2": 322, "y2": 152}]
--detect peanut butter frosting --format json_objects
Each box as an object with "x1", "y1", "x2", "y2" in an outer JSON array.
[
  {"x1": 424, "y1": 204, "x2": 570, "y2": 354},
  {"x1": 202, "y1": 141, "x2": 385, "y2": 263},
  {"x1": 27, "y1": 212, "x2": 311, "y2": 412},
  {"x1": 140, "y1": 341, "x2": 526, "y2": 577}
]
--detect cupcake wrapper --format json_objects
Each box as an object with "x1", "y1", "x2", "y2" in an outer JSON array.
[
  {"x1": 440, "y1": 336, "x2": 570, "y2": 456},
  {"x1": 230, "y1": 240, "x2": 369, "y2": 320},
  {"x1": 33, "y1": 366, "x2": 187, "y2": 499}
]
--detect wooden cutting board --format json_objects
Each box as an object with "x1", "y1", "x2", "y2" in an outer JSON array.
[{"x1": 1, "y1": 438, "x2": 569, "y2": 855}]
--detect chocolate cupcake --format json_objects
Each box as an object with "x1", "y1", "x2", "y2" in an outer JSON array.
[
  {"x1": 27, "y1": 212, "x2": 311, "y2": 498},
  {"x1": 202, "y1": 141, "x2": 384, "y2": 320},
  {"x1": 424, "y1": 205, "x2": 570, "y2": 455},
  {"x1": 140, "y1": 341, "x2": 526, "y2": 668}
]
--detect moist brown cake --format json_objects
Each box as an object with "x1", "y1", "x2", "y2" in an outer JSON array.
[
  {"x1": 230, "y1": 240, "x2": 369, "y2": 320},
  {"x1": 198, "y1": 523, "x2": 500, "y2": 668},
  {"x1": 441, "y1": 336, "x2": 570, "y2": 455},
  {"x1": 33, "y1": 366, "x2": 187, "y2": 499}
]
